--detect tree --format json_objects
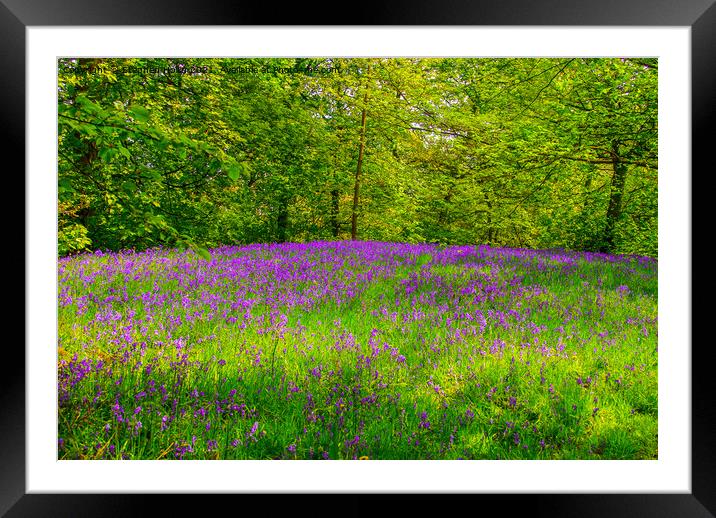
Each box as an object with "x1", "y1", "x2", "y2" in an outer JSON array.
[{"x1": 57, "y1": 57, "x2": 658, "y2": 257}]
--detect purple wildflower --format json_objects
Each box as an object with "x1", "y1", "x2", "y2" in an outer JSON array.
[{"x1": 345, "y1": 435, "x2": 360, "y2": 448}]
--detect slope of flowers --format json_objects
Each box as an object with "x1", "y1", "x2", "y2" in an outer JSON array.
[{"x1": 57, "y1": 241, "x2": 658, "y2": 460}]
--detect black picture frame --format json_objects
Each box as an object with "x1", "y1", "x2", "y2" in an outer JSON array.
[{"x1": 7, "y1": 0, "x2": 713, "y2": 516}]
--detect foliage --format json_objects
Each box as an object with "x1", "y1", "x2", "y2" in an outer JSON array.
[{"x1": 58, "y1": 57, "x2": 657, "y2": 257}]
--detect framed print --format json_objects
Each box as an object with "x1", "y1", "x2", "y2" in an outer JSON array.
[{"x1": 8, "y1": 0, "x2": 714, "y2": 515}]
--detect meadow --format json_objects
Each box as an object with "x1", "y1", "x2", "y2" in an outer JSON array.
[{"x1": 57, "y1": 241, "x2": 658, "y2": 460}]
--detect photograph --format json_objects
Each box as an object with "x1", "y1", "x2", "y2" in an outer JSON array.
[
  {"x1": 8, "y1": 6, "x2": 710, "y2": 514},
  {"x1": 56, "y1": 56, "x2": 659, "y2": 461}
]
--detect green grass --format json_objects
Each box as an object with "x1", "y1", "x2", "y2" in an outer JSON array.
[{"x1": 57, "y1": 243, "x2": 658, "y2": 460}]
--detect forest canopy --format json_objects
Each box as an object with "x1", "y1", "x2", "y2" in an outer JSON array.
[{"x1": 57, "y1": 57, "x2": 658, "y2": 257}]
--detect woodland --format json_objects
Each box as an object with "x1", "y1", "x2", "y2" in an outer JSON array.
[
  {"x1": 58, "y1": 57, "x2": 658, "y2": 257},
  {"x1": 57, "y1": 58, "x2": 659, "y2": 460}
]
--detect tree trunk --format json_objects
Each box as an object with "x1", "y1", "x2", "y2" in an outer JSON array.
[
  {"x1": 601, "y1": 142, "x2": 628, "y2": 253},
  {"x1": 331, "y1": 188, "x2": 340, "y2": 238},
  {"x1": 351, "y1": 91, "x2": 369, "y2": 240},
  {"x1": 276, "y1": 197, "x2": 289, "y2": 243},
  {"x1": 484, "y1": 192, "x2": 494, "y2": 245}
]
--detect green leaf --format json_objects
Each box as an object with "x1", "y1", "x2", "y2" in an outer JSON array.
[
  {"x1": 142, "y1": 169, "x2": 162, "y2": 181},
  {"x1": 129, "y1": 105, "x2": 151, "y2": 122},
  {"x1": 58, "y1": 178, "x2": 74, "y2": 193},
  {"x1": 98, "y1": 147, "x2": 117, "y2": 163},
  {"x1": 195, "y1": 247, "x2": 212, "y2": 261},
  {"x1": 226, "y1": 163, "x2": 242, "y2": 181},
  {"x1": 118, "y1": 145, "x2": 132, "y2": 159},
  {"x1": 148, "y1": 214, "x2": 165, "y2": 226},
  {"x1": 74, "y1": 94, "x2": 91, "y2": 108},
  {"x1": 121, "y1": 180, "x2": 137, "y2": 193}
]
